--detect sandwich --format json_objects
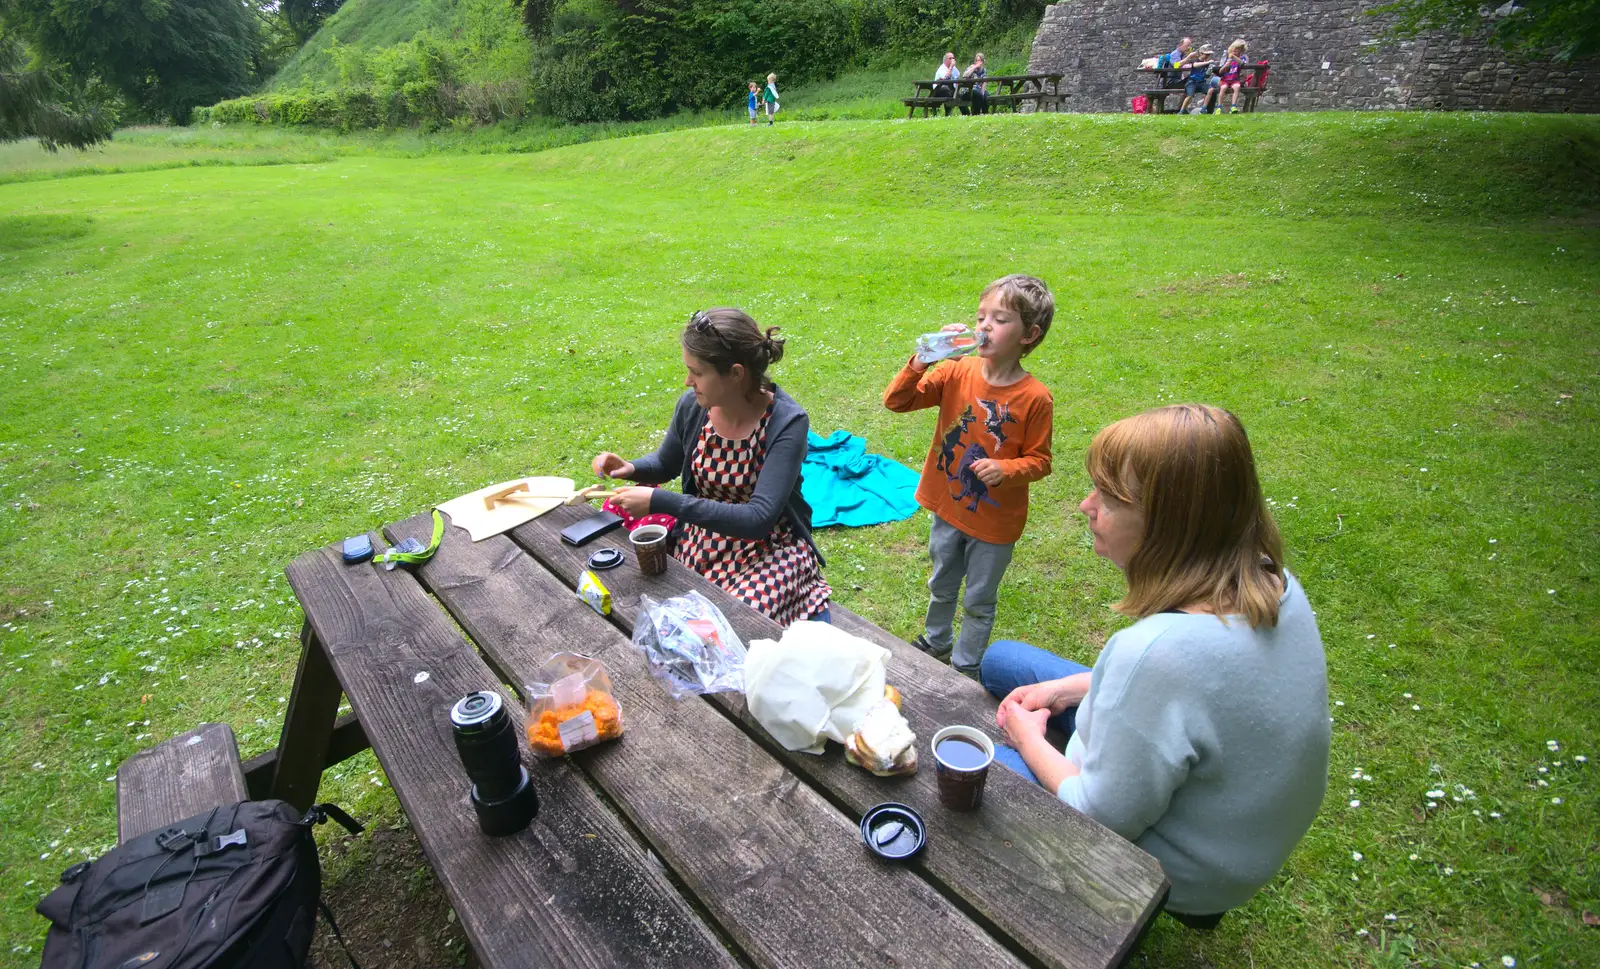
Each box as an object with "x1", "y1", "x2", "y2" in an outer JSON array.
[{"x1": 845, "y1": 694, "x2": 918, "y2": 776}]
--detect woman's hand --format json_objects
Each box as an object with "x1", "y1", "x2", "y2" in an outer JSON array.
[
  {"x1": 592, "y1": 452, "x2": 635, "y2": 480},
  {"x1": 997, "y1": 698, "x2": 1051, "y2": 748},
  {"x1": 611, "y1": 486, "x2": 654, "y2": 518},
  {"x1": 1000, "y1": 674, "x2": 1086, "y2": 719}
]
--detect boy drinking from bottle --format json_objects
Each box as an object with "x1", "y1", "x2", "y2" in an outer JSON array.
[{"x1": 883, "y1": 275, "x2": 1055, "y2": 677}]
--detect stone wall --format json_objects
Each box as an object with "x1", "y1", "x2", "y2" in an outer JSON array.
[{"x1": 1025, "y1": 1, "x2": 1600, "y2": 112}]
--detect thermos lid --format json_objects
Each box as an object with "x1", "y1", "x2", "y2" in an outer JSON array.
[
  {"x1": 860, "y1": 802, "x2": 926, "y2": 861},
  {"x1": 587, "y1": 547, "x2": 624, "y2": 571},
  {"x1": 451, "y1": 691, "x2": 504, "y2": 731}
]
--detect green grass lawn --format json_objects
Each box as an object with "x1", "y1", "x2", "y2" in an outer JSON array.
[{"x1": 2, "y1": 112, "x2": 1598, "y2": 968}]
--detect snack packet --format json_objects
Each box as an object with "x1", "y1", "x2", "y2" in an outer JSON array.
[{"x1": 525, "y1": 652, "x2": 624, "y2": 757}]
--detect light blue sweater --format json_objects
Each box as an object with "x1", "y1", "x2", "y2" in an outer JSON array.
[{"x1": 1059, "y1": 572, "x2": 1330, "y2": 914}]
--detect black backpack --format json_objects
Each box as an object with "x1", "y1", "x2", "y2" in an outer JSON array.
[{"x1": 36, "y1": 800, "x2": 362, "y2": 969}]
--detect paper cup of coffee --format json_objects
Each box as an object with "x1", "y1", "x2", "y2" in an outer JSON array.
[
  {"x1": 630, "y1": 524, "x2": 669, "y2": 576},
  {"x1": 931, "y1": 725, "x2": 995, "y2": 811}
]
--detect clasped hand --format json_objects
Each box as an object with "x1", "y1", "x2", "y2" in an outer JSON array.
[{"x1": 995, "y1": 678, "x2": 1076, "y2": 746}]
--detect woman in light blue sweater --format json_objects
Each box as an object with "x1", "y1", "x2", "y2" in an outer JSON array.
[{"x1": 983, "y1": 404, "x2": 1330, "y2": 924}]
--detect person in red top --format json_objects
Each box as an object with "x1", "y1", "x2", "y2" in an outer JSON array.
[{"x1": 884, "y1": 275, "x2": 1055, "y2": 677}]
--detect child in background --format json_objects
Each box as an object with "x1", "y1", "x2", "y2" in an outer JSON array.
[
  {"x1": 1181, "y1": 45, "x2": 1217, "y2": 114},
  {"x1": 883, "y1": 275, "x2": 1056, "y2": 678},
  {"x1": 1217, "y1": 40, "x2": 1249, "y2": 113},
  {"x1": 763, "y1": 73, "x2": 780, "y2": 125},
  {"x1": 747, "y1": 81, "x2": 761, "y2": 125}
]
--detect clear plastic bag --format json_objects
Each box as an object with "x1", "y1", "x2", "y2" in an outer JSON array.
[
  {"x1": 631, "y1": 591, "x2": 747, "y2": 699},
  {"x1": 525, "y1": 652, "x2": 625, "y2": 758}
]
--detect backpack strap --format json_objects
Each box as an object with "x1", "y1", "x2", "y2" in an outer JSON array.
[
  {"x1": 299, "y1": 803, "x2": 366, "y2": 969},
  {"x1": 318, "y1": 899, "x2": 364, "y2": 969},
  {"x1": 301, "y1": 802, "x2": 364, "y2": 836}
]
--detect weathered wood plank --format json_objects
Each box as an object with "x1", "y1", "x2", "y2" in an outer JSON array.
[
  {"x1": 503, "y1": 505, "x2": 1169, "y2": 969},
  {"x1": 268, "y1": 623, "x2": 343, "y2": 811},
  {"x1": 117, "y1": 722, "x2": 248, "y2": 842},
  {"x1": 285, "y1": 539, "x2": 737, "y2": 969},
  {"x1": 387, "y1": 514, "x2": 1027, "y2": 969}
]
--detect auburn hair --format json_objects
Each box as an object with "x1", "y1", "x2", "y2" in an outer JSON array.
[{"x1": 1086, "y1": 404, "x2": 1285, "y2": 627}]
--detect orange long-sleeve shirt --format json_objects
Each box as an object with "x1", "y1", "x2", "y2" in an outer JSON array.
[{"x1": 883, "y1": 355, "x2": 1053, "y2": 545}]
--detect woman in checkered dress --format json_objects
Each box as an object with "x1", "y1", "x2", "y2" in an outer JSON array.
[{"x1": 592, "y1": 309, "x2": 831, "y2": 625}]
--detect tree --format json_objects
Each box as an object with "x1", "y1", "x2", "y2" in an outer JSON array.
[
  {"x1": 0, "y1": 33, "x2": 116, "y2": 149},
  {"x1": 281, "y1": 0, "x2": 345, "y2": 44},
  {"x1": 5, "y1": 0, "x2": 262, "y2": 123},
  {"x1": 1376, "y1": 0, "x2": 1600, "y2": 61}
]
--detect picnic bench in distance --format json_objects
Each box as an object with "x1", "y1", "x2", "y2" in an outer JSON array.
[
  {"x1": 1134, "y1": 62, "x2": 1271, "y2": 114},
  {"x1": 905, "y1": 73, "x2": 1066, "y2": 117},
  {"x1": 199, "y1": 500, "x2": 1173, "y2": 969}
]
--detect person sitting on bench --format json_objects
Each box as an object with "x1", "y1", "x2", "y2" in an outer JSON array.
[
  {"x1": 961, "y1": 53, "x2": 989, "y2": 115},
  {"x1": 933, "y1": 52, "x2": 961, "y2": 116},
  {"x1": 1181, "y1": 45, "x2": 1218, "y2": 113},
  {"x1": 1216, "y1": 39, "x2": 1250, "y2": 114},
  {"x1": 981, "y1": 404, "x2": 1331, "y2": 925}
]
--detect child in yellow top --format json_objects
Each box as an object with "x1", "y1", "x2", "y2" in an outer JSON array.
[{"x1": 883, "y1": 274, "x2": 1056, "y2": 676}]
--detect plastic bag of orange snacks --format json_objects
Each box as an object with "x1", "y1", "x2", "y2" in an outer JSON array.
[{"x1": 525, "y1": 652, "x2": 624, "y2": 757}]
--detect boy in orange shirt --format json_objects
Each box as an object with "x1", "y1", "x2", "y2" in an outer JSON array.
[{"x1": 884, "y1": 274, "x2": 1055, "y2": 677}]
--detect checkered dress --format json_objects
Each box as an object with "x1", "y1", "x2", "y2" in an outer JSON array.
[{"x1": 675, "y1": 406, "x2": 832, "y2": 625}]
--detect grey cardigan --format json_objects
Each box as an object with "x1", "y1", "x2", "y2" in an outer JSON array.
[{"x1": 628, "y1": 387, "x2": 821, "y2": 560}]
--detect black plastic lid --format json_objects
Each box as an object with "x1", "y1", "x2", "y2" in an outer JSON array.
[
  {"x1": 860, "y1": 802, "x2": 926, "y2": 861},
  {"x1": 587, "y1": 547, "x2": 624, "y2": 571},
  {"x1": 450, "y1": 691, "x2": 505, "y2": 732}
]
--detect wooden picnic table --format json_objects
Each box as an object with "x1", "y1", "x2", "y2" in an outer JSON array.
[
  {"x1": 266, "y1": 502, "x2": 1169, "y2": 968},
  {"x1": 905, "y1": 72, "x2": 1065, "y2": 118},
  {"x1": 1133, "y1": 63, "x2": 1271, "y2": 114}
]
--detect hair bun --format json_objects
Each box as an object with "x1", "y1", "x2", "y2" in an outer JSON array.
[{"x1": 763, "y1": 326, "x2": 786, "y2": 366}]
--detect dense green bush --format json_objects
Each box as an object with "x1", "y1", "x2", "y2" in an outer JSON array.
[{"x1": 528, "y1": 0, "x2": 1046, "y2": 123}]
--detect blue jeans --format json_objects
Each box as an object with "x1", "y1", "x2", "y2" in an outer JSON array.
[{"x1": 979, "y1": 639, "x2": 1091, "y2": 785}]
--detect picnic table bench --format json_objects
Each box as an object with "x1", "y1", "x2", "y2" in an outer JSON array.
[
  {"x1": 242, "y1": 503, "x2": 1167, "y2": 968},
  {"x1": 905, "y1": 73, "x2": 1066, "y2": 118},
  {"x1": 117, "y1": 722, "x2": 249, "y2": 842},
  {"x1": 1134, "y1": 62, "x2": 1270, "y2": 114}
]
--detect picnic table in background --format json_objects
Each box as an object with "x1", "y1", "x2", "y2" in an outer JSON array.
[
  {"x1": 905, "y1": 73, "x2": 1066, "y2": 117},
  {"x1": 259, "y1": 501, "x2": 1169, "y2": 969},
  {"x1": 1133, "y1": 62, "x2": 1271, "y2": 114}
]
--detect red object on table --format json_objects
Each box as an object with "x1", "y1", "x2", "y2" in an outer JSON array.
[{"x1": 602, "y1": 495, "x2": 675, "y2": 534}]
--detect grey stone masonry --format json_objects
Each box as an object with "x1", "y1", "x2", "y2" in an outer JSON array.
[{"x1": 1025, "y1": 1, "x2": 1600, "y2": 112}]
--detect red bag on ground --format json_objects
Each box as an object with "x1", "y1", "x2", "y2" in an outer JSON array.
[{"x1": 1131, "y1": 95, "x2": 1150, "y2": 114}]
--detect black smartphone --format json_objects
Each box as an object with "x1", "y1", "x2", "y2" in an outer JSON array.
[{"x1": 560, "y1": 511, "x2": 624, "y2": 547}]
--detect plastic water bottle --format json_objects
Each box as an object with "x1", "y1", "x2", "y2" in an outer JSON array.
[{"x1": 915, "y1": 326, "x2": 986, "y2": 365}]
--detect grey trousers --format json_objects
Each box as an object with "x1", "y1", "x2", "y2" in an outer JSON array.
[{"x1": 925, "y1": 515, "x2": 1015, "y2": 671}]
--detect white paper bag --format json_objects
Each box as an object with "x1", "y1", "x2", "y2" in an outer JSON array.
[{"x1": 744, "y1": 621, "x2": 890, "y2": 754}]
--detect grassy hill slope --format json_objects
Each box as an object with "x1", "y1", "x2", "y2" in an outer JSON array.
[
  {"x1": 267, "y1": 0, "x2": 524, "y2": 91},
  {"x1": 527, "y1": 112, "x2": 1600, "y2": 221}
]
